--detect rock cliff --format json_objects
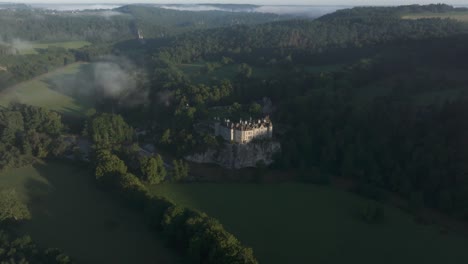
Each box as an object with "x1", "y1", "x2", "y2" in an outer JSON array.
[{"x1": 185, "y1": 141, "x2": 281, "y2": 169}]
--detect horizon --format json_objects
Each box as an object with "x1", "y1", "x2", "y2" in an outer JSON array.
[{"x1": 6, "y1": 1, "x2": 468, "y2": 7}]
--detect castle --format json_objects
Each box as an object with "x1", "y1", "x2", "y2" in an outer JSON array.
[{"x1": 214, "y1": 117, "x2": 273, "y2": 144}]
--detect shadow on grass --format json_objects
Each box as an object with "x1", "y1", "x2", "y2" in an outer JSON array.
[
  {"x1": 22, "y1": 161, "x2": 181, "y2": 264},
  {"x1": 42, "y1": 63, "x2": 97, "y2": 115}
]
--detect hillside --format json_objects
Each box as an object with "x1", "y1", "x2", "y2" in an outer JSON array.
[
  {"x1": 0, "y1": 5, "x2": 285, "y2": 43},
  {"x1": 151, "y1": 183, "x2": 468, "y2": 264}
]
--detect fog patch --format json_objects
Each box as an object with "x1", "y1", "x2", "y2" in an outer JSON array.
[
  {"x1": 93, "y1": 56, "x2": 148, "y2": 106},
  {"x1": 159, "y1": 4, "x2": 348, "y2": 18},
  {"x1": 0, "y1": 37, "x2": 33, "y2": 54},
  {"x1": 159, "y1": 5, "x2": 227, "y2": 12},
  {"x1": 156, "y1": 90, "x2": 174, "y2": 107},
  {"x1": 30, "y1": 4, "x2": 122, "y2": 11},
  {"x1": 94, "y1": 62, "x2": 134, "y2": 98},
  {"x1": 94, "y1": 11, "x2": 123, "y2": 18},
  {"x1": 254, "y1": 6, "x2": 348, "y2": 18}
]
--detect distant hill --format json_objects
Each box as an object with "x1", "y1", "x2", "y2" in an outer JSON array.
[
  {"x1": 148, "y1": 5, "x2": 466, "y2": 63},
  {"x1": 0, "y1": 5, "x2": 285, "y2": 43}
]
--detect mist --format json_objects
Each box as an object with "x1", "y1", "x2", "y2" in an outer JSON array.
[
  {"x1": 158, "y1": 4, "x2": 348, "y2": 17},
  {"x1": 159, "y1": 5, "x2": 228, "y2": 12},
  {"x1": 29, "y1": 3, "x2": 122, "y2": 11},
  {"x1": 93, "y1": 56, "x2": 148, "y2": 106},
  {"x1": 94, "y1": 62, "x2": 135, "y2": 98},
  {"x1": 0, "y1": 37, "x2": 33, "y2": 54},
  {"x1": 21, "y1": 3, "x2": 349, "y2": 18}
]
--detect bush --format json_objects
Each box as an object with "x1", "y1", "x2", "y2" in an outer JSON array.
[
  {"x1": 0, "y1": 189, "x2": 31, "y2": 224},
  {"x1": 0, "y1": 230, "x2": 71, "y2": 263}
]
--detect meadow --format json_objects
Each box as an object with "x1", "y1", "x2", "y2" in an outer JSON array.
[
  {"x1": 17, "y1": 41, "x2": 91, "y2": 55},
  {"x1": 0, "y1": 161, "x2": 181, "y2": 264},
  {"x1": 0, "y1": 62, "x2": 95, "y2": 116},
  {"x1": 151, "y1": 183, "x2": 468, "y2": 264},
  {"x1": 402, "y1": 11, "x2": 468, "y2": 22}
]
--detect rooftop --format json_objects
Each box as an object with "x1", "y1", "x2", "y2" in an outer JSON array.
[{"x1": 215, "y1": 116, "x2": 272, "y2": 131}]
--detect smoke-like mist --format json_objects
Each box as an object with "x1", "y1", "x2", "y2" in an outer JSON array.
[
  {"x1": 94, "y1": 62, "x2": 135, "y2": 98},
  {"x1": 93, "y1": 56, "x2": 148, "y2": 106},
  {"x1": 158, "y1": 4, "x2": 348, "y2": 18},
  {"x1": 156, "y1": 90, "x2": 174, "y2": 107},
  {"x1": 159, "y1": 5, "x2": 229, "y2": 12},
  {"x1": 0, "y1": 37, "x2": 33, "y2": 55},
  {"x1": 30, "y1": 4, "x2": 122, "y2": 11},
  {"x1": 255, "y1": 6, "x2": 349, "y2": 17}
]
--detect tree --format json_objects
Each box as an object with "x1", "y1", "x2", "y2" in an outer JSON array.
[
  {"x1": 140, "y1": 155, "x2": 167, "y2": 185},
  {"x1": 172, "y1": 160, "x2": 189, "y2": 182},
  {"x1": 160, "y1": 129, "x2": 172, "y2": 145},
  {"x1": 237, "y1": 63, "x2": 253, "y2": 79},
  {"x1": 0, "y1": 110, "x2": 24, "y2": 144},
  {"x1": 0, "y1": 189, "x2": 30, "y2": 223},
  {"x1": 95, "y1": 149, "x2": 128, "y2": 180},
  {"x1": 248, "y1": 102, "x2": 262, "y2": 117},
  {"x1": 85, "y1": 113, "x2": 133, "y2": 148}
]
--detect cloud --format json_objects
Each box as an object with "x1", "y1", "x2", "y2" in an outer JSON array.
[
  {"x1": 254, "y1": 6, "x2": 347, "y2": 17},
  {"x1": 30, "y1": 4, "x2": 122, "y2": 11},
  {"x1": 159, "y1": 5, "x2": 227, "y2": 12},
  {"x1": 0, "y1": 37, "x2": 34, "y2": 55},
  {"x1": 156, "y1": 90, "x2": 174, "y2": 107},
  {"x1": 157, "y1": 4, "x2": 344, "y2": 18},
  {"x1": 94, "y1": 61, "x2": 135, "y2": 98},
  {"x1": 93, "y1": 56, "x2": 148, "y2": 106}
]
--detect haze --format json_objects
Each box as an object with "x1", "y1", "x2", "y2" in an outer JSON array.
[{"x1": 11, "y1": 1, "x2": 468, "y2": 6}]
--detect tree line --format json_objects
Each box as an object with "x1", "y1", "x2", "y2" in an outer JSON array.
[
  {"x1": 0, "y1": 104, "x2": 67, "y2": 171},
  {"x1": 84, "y1": 112, "x2": 257, "y2": 263}
]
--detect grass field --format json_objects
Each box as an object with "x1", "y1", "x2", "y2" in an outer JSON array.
[
  {"x1": 402, "y1": 11, "x2": 468, "y2": 22},
  {"x1": 18, "y1": 41, "x2": 91, "y2": 55},
  {"x1": 150, "y1": 183, "x2": 468, "y2": 264},
  {"x1": 0, "y1": 162, "x2": 181, "y2": 264},
  {"x1": 0, "y1": 62, "x2": 95, "y2": 116}
]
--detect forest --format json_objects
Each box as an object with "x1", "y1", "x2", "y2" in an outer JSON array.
[{"x1": 3, "y1": 3, "x2": 468, "y2": 264}]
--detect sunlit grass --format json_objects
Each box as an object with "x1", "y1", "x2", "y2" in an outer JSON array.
[
  {"x1": 0, "y1": 162, "x2": 180, "y2": 263},
  {"x1": 0, "y1": 62, "x2": 94, "y2": 116},
  {"x1": 17, "y1": 41, "x2": 91, "y2": 55},
  {"x1": 151, "y1": 183, "x2": 468, "y2": 264}
]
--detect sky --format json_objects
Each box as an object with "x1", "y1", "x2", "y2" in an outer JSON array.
[{"x1": 8, "y1": 1, "x2": 468, "y2": 6}]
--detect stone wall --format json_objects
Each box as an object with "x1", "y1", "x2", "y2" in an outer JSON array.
[{"x1": 185, "y1": 141, "x2": 281, "y2": 169}]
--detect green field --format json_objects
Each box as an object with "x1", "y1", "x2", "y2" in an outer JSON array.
[
  {"x1": 402, "y1": 11, "x2": 468, "y2": 22},
  {"x1": 151, "y1": 183, "x2": 468, "y2": 264},
  {"x1": 0, "y1": 162, "x2": 181, "y2": 264},
  {"x1": 0, "y1": 63, "x2": 95, "y2": 115},
  {"x1": 18, "y1": 41, "x2": 91, "y2": 55}
]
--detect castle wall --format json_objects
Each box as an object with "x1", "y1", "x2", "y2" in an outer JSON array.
[{"x1": 214, "y1": 119, "x2": 273, "y2": 144}]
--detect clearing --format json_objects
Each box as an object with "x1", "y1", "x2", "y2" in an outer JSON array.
[
  {"x1": 0, "y1": 62, "x2": 95, "y2": 116},
  {"x1": 0, "y1": 161, "x2": 182, "y2": 264},
  {"x1": 151, "y1": 183, "x2": 468, "y2": 264},
  {"x1": 18, "y1": 41, "x2": 91, "y2": 55}
]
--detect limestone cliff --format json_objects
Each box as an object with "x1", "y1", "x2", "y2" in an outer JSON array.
[{"x1": 185, "y1": 141, "x2": 281, "y2": 169}]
